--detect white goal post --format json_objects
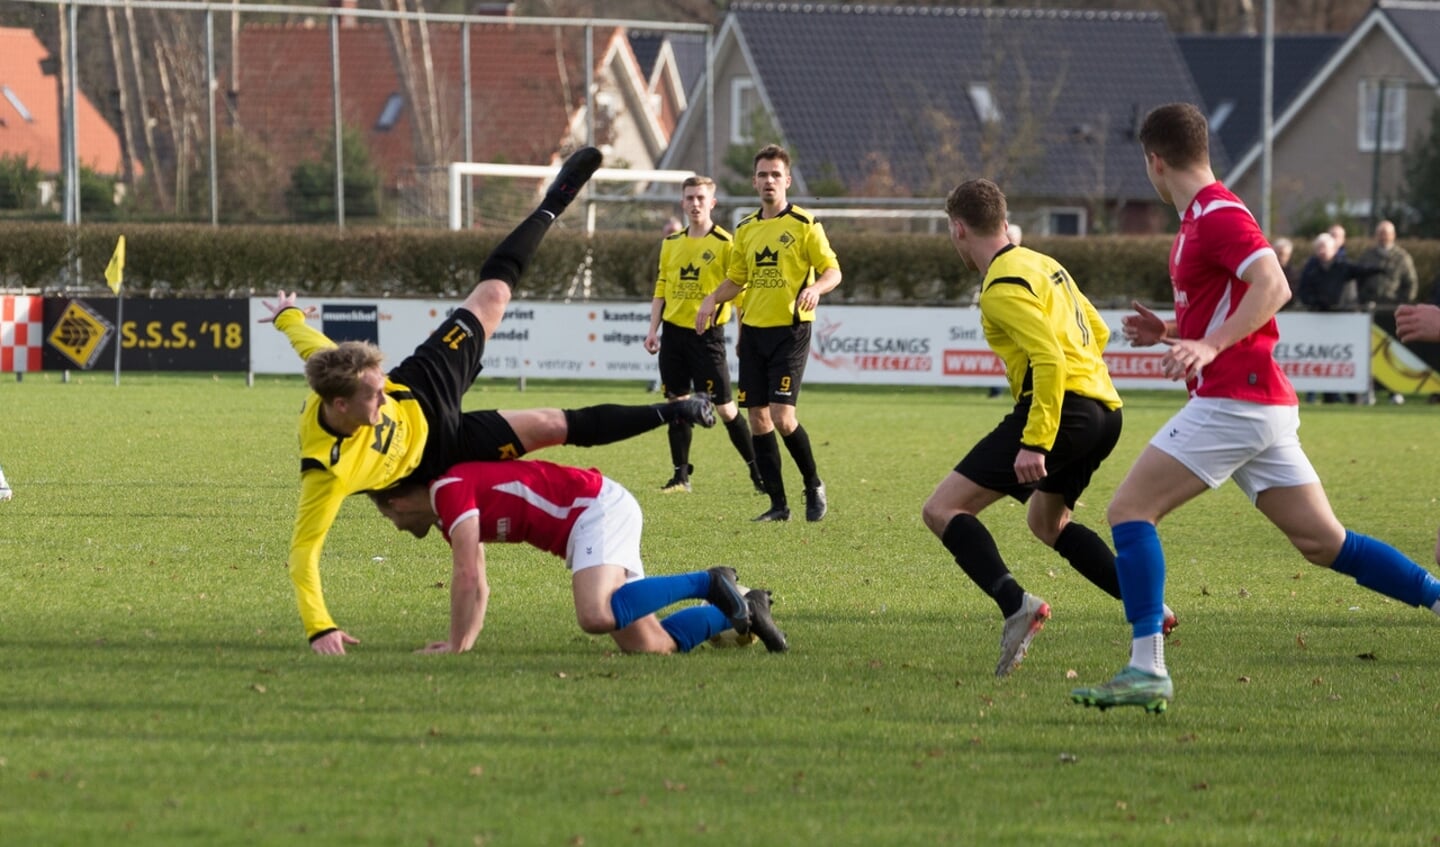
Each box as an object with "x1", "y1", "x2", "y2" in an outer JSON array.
[{"x1": 447, "y1": 161, "x2": 697, "y2": 231}]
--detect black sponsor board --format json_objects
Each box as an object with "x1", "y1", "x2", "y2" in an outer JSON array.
[{"x1": 42, "y1": 298, "x2": 249, "y2": 371}]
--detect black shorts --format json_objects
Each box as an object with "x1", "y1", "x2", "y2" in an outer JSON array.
[
  {"x1": 737, "y1": 323, "x2": 811, "y2": 408},
  {"x1": 388, "y1": 307, "x2": 526, "y2": 483},
  {"x1": 658, "y1": 322, "x2": 734, "y2": 404},
  {"x1": 955, "y1": 393, "x2": 1123, "y2": 508}
]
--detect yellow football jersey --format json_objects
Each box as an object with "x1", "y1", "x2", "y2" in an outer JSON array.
[
  {"x1": 654, "y1": 225, "x2": 737, "y2": 327},
  {"x1": 726, "y1": 204, "x2": 839, "y2": 328},
  {"x1": 980, "y1": 244, "x2": 1121, "y2": 451}
]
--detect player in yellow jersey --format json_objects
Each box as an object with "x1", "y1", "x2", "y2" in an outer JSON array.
[
  {"x1": 260, "y1": 148, "x2": 716, "y2": 655},
  {"x1": 644, "y1": 175, "x2": 764, "y2": 495},
  {"x1": 922, "y1": 178, "x2": 1170, "y2": 677},
  {"x1": 694, "y1": 145, "x2": 842, "y2": 522}
]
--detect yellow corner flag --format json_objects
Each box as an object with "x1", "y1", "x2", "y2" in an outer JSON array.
[{"x1": 104, "y1": 235, "x2": 126, "y2": 294}]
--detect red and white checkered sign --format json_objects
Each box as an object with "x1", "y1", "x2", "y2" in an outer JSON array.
[{"x1": 1, "y1": 296, "x2": 43, "y2": 372}]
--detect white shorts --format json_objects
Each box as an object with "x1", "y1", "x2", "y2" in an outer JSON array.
[
  {"x1": 1149, "y1": 397, "x2": 1320, "y2": 503},
  {"x1": 565, "y1": 478, "x2": 645, "y2": 579}
]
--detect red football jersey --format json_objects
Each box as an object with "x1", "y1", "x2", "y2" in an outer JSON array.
[
  {"x1": 1169, "y1": 182, "x2": 1297, "y2": 405},
  {"x1": 430, "y1": 460, "x2": 605, "y2": 558}
]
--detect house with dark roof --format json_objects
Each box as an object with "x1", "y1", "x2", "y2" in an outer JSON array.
[
  {"x1": 0, "y1": 26, "x2": 128, "y2": 187},
  {"x1": 659, "y1": 2, "x2": 1213, "y2": 235},
  {"x1": 1221, "y1": 0, "x2": 1440, "y2": 235},
  {"x1": 234, "y1": 21, "x2": 670, "y2": 214},
  {"x1": 628, "y1": 30, "x2": 709, "y2": 141},
  {"x1": 1177, "y1": 33, "x2": 1343, "y2": 165}
]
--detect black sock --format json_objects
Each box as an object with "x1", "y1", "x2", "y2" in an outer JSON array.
[
  {"x1": 724, "y1": 415, "x2": 756, "y2": 463},
  {"x1": 563, "y1": 404, "x2": 664, "y2": 447},
  {"x1": 478, "y1": 212, "x2": 553, "y2": 288},
  {"x1": 667, "y1": 420, "x2": 693, "y2": 477},
  {"x1": 1053, "y1": 522, "x2": 1122, "y2": 599},
  {"x1": 781, "y1": 424, "x2": 821, "y2": 489},
  {"x1": 941, "y1": 513, "x2": 1023, "y2": 617},
  {"x1": 752, "y1": 430, "x2": 786, "y2": 508}
]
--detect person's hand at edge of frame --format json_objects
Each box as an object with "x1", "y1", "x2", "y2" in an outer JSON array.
[
  {"x1": 1395, "y1": 303, "x2": 1440, "y2": 344},
  {"x1": 1121, "y1": 300, "x2": 1173, "y2": 348},
  {"x1": 310, "y1": 629, "x2": 359, "y2": 655},
  {"x1": 260, "y1": 289, "x2": 319, "y2": 324}
]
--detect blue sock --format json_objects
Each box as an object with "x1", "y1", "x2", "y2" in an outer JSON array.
[
  {"x1": 659, "y1": 605, "x2": 729, "y2": 652},
  {"x1": 1329, "y1": 530, "x2": 1440, "y2": 608},
  {"x1": 609, "y1": 571, "x2": 710, "y2": 630},
  {"x1": 1112, "y1": 520, "x2": 1167, "y2": 638}
]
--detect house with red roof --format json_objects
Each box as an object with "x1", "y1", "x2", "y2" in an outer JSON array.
[
  {"x1": 232, "y1": 19, "x2": 672, "y2": 212},
  {"x1": 0, "y1": 26, "x2": 128, "y2": 191}
]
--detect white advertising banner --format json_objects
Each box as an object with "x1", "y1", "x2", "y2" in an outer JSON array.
[{"x1": 249, "y1": 299, "x2": 1371, "y2": 393}]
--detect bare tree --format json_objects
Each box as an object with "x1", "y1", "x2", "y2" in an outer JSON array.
[
  {"x1": 124, "y1": 0, "x2": 169, "y2": 208},
  {"x1": 104, "y1": 5, "x2": 138, "y2": 188},
  {"x1": 380, "y1": 0, "x2": 445, "y2": 168}
]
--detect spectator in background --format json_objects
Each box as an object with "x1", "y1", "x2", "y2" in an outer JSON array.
[
  {"x1": 1274, "y1": 237, "x2": 1301, "y2": 308},
  {"x1": 1356, "y1": 220, "x2": 1419, "y2": 404},
  {"x1": 1357, "y1": 220, "x2": 1418, "y2": 309},
  {"x1": 1329, "y1": 222, "x2": 1348, "y2": 261},
  {"x1": 1298, "y1": 232, "x2": 1361, "y2": 313},
  {"x1": 1298, "y1": 232, "x2": 1381, "y2": 403}
]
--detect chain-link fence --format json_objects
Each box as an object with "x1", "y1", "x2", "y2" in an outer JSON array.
[{"x1": 0, "y1": 0, "x2": 713, "y2": 232}]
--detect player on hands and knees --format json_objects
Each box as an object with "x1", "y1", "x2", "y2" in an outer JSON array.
[{"x1": 370, "y1": 460, "x2": 789, "y2": 654}]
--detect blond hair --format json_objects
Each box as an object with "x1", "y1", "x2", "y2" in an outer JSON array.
[{"x1": 304, "y1": 341, "x2": 385, "y2": 402}]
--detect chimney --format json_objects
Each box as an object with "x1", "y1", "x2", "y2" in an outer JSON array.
[
  {"x1": 472, "y1": 2, "x2": 516, "y2": 17},
  {"x1": 331, "y1": 0, "x2": 358, "y2": 29}
]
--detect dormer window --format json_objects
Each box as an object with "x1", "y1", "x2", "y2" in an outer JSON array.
[
  {"x1": 2, "y1": 85, "x2": 34, "y2": 122},
  {"x1": 376, "y1": 93, "x2": 404, "y2": 131},
  {"x1": 968, "y1": 83, "x2": 1001, "y2": 124}
]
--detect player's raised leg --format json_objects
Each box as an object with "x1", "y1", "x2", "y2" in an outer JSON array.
[{"x1": 462, "y1": 146, "x2": 604, "y2": 334}]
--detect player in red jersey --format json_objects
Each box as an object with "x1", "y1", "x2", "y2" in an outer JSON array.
[
  {"x1": 369, "y1": 460, "x2": 789, "y2": 654},
  {"x1": 1071, "y1": 103, "x2": 1440, "y2": 714}
]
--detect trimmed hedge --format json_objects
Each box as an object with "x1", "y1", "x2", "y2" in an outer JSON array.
[{"x1": 3, "y1": 222, "x2": 1438, "y2": 305}]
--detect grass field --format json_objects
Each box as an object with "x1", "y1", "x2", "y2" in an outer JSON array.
[{"x1": 3, "y1": 373, "x2": 1439, "y2": 845}]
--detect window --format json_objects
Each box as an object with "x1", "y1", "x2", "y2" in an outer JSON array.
[
  {"x1": 968, "y1": 83, "x2": 1001, "y2": 125},
  {"x1": 1045, "y1": 207, "x2": 1086, "y2": 236},
  {"x1": 1, "y1": 85, "x2": 33, "y2": 122},
  {"x1": 1209, "y1": 100, "x2": 1236, "y2": 134},
  {"x1": 1358, "y1": 78, "x2": 1405, "y2": 153},
  {"x1": 375, "y1": 93, "x2": 404, "y2": 131},
  {"x1": 730, "y1": 77, "x2": 759, "y2": 144}
]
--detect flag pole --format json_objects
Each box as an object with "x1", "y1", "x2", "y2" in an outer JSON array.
[
  {"x1": 114, "y1": 292, "x2": 123, "y2": 386},
  {"x1": 105, "y1": 236, "x2": 126, "y2": 385}
]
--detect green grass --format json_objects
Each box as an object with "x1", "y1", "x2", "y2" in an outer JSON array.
[{"x1": 3, "y1": 373, "x2": 1440, "y2": 845}]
